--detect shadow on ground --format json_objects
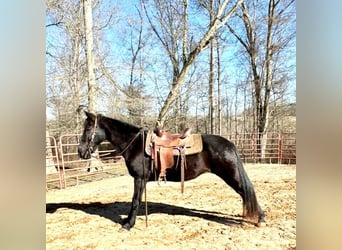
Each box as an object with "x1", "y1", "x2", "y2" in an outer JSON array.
[{"x1": 46, "y1": 201, "x2": 243, "y2": 227}]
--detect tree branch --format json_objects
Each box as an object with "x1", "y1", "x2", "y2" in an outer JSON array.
[{"x1": 46, "y1": 21, "x2": 63, "y2": 28}]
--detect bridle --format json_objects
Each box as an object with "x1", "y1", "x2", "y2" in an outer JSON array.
[
  {"x1": 85, "y1": 115, "x2": 142, "y2": 157},
  {"x1": 86, "y1": 115, "x2": 98, "y2": 155}
]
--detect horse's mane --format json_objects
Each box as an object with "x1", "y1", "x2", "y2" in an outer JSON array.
[{"x1": 98, "y1": 114, "x2": 141, "y2": 133}]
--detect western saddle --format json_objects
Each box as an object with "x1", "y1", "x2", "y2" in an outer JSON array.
[{"x1": 150, "y1": 127, "x2": 191, "y2": 193}]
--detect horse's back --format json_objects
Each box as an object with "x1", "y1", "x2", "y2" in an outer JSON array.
[{"x1": 201, "y1": 134, "x2": 237, "y2": 152}]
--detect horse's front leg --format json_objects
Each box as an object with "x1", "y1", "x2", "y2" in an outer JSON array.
[{"x1": 122, "y1": 177, "x2": 145, "y2": 230}]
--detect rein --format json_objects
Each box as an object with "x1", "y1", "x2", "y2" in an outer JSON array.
[{"x1": 117, "y1": 130, "x2": 142, "y2": 155}]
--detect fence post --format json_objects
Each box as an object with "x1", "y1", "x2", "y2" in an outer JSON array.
[
  {"x1": 59, "y1": 136, "x2": 67, "y2": 188},
  {"x1": 278, "y1": 133, "x2": 282, "y2": 164},
  {"x1": 251, "y1": 133, "x2": 255, "y2": 163}
]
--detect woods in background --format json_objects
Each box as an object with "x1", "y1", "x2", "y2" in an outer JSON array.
[{"x1": 46, "y1": 0, "x2": 296, "y2": 141}]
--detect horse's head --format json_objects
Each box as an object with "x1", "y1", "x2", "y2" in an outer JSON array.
[{"x1": 78, "y1": 111, "x2": 107, "y2": 159}]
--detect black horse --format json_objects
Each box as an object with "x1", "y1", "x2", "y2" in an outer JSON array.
[{"x1": 78, "y1": 111, "x2": 265, "y2": 230}]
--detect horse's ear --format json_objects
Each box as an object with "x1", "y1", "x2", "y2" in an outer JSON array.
[{"x1": 84, "y1": 111, "x2": 96, "y2": 121}]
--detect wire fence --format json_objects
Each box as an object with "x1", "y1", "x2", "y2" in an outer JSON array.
[
  {"x1": 46, "y1": 134, "x2": 128, "y2": 191},
  {"x1": 223, "y1": 132, "x2": 296, "y2": 164}
]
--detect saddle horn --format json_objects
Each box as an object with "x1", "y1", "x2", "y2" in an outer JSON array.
[{"x1": 154, "y1": 120, "x2": 163, "y2": 137}]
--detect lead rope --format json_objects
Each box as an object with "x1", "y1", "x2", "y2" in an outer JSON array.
[
  {"x1": 141, "y1": 130, "x2": 148, "y2": 227},
  {"x1": 179, "y1": 146, "x2": 186, "y2": 194}
]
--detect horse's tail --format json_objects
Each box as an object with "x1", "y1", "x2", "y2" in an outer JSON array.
[{"x1": 235, "y1": 151, "x2": 260, "y2": 224}]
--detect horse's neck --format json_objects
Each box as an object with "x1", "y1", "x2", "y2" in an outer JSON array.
[{"x1": 103, "y1": 117, "x2": 140, "y2": 154}]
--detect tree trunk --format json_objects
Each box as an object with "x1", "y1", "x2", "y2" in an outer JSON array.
[
  {"x1": 83, "y1": 0, "x2": 97, "y2": 113},
  {"x1": 182, "y1": 0, "x2": 188, "y2": 65},
  {"x1": 209, "y1": 39, "x2": 215, "y2": 134},
  {"x1": 217, "y1": 39, "x2": 222, "y2": 135},
  {"x1": 259, "y1": 0, "x2": 276, "y2": 158},
  {"x1": 208, "y1": 0, "x2": 215, "y2": 134},
  {"x1": 128, "y1": 26, "x2": 143, "y2": 124}
]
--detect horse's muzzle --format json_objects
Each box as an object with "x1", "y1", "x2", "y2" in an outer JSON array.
[{"x1": 78, "y1": 145, "x2": 92, "y2": 159}]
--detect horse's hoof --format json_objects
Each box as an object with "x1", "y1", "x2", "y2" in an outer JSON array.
[
  {"x1": 256, "y1": 221, "x2": 267, "y2": 227},
  {"x1": 122, "y1": 223, "x2": 131, "y2": 231}
]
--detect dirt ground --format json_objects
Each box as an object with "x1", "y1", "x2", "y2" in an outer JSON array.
[{"x1": 46, "y1": 164, "x2": 296, "y2": 250}]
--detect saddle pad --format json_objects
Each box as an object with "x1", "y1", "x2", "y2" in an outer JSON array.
[{"x1": 145, "y1": 130, "x2": 203, "y2": 156}]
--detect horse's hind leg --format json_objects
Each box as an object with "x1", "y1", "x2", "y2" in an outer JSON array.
[
  {"x1": 237, "y1": 167, "x2": 265, "y2": 226},
  {"x1": 213, "y1": 157, "x2": 265, "y2": 226}
]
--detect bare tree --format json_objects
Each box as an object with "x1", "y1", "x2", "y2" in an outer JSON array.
[
  {"x1": 208, "y1": 0, "x2": 216, "y2": 134},
  {"x1": 46, "y1": 0, "x2": 87, "y2": 134},
  {"x1": 126, "y1": 7, "x2": 147, "y2": 126},
  {"x1": 46, "y1": 0, "x2": 117, "y2": 134},
  {"x1": 226, "y1": 0, "x2": 295, "y2": 156},
  {"x1": 46, "y1": 0, "x2": 295, "y2": 137},
  {"x1": 143, "y1": 0, "x2": 243, "y2": 128},
  {"x1": 216, "y1": 38, "x2": 222, "y2": 135}
]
